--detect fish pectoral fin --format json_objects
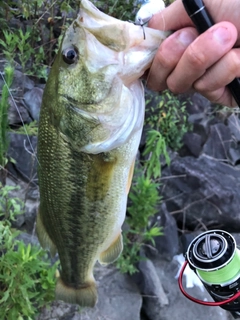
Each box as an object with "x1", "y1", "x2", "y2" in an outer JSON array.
[
  {"x1": 56, "y1": 277, "x2": 97, "y2": 308},
  {"x1": 36, "y1": 212, "x2": 57, "y2": 257},
  {"x1": 99, "y1": 233, "x2": 123, "y2": 265}
]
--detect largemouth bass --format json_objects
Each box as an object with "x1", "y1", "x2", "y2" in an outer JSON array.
[{"x1": 37, "y1": 0, "x2": 168, "y2": 308}]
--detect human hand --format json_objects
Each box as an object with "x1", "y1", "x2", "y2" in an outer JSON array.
[{"x1": 147, "y1": 0, "x2": 240, "y2": 107}]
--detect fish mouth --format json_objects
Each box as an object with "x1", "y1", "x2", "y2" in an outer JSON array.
[{"x1": 78, "y1": 0, "x2": 170, "y2": 84}]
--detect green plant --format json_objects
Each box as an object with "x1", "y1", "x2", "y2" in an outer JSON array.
[
  {"x1": 0, "y1": 28, "x2": 47, "y2": 80},
  {"x1": 0, "y1": 65, "x2": 14, "y2": 169},
  {"x1": 143, "y1": 129, "x2": 170, "y2": 179},
  {"x1": 0, "y1": 183, "x2": 24, "y2": 220},
  {"x1": 0, "y1": 183, "x2": 59, "y2": 320},
  {"x1": 128, "y1": 176, "x2": 161, "y2": 229},
  {"x1": 0, "y1": 1, "x2": 76, "y2": 80},
  {"x1": 145, "y1": 90, "x2": 192, "y2": 151},
  {"x1": 16, "y1": 120, "x2": 39, "y2": 136},
  {"x1": 96, "y1": 0, "x2": 137, "y2": 20},
  {"x1": 116, "y1": 175, "x2": 163, "y2": 274}
]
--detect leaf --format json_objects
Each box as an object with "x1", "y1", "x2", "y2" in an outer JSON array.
[{"x1": 0, "y1": 290, "x2": 10, "y2": 303}]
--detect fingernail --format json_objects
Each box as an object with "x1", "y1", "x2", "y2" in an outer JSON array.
[
  {"x1": 213, "y1": 27, "x2": 231, "y2": 44},
  {"x1": 177, "y1": 30, "x2": 196, "y2": 46}
]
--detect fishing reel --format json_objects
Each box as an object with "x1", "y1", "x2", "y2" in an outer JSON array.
[{"x1": 179, "y1": 230, "x2": 240, "y2": 319}]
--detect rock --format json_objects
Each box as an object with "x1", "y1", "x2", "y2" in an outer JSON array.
[
  {"x1": 160, "y1": 155, "x2": 240, "y2": 231},
  {"x1": 7, "y1": 17, "x2": 24, "y2": 31},
  {"x1": 11, "y1": 70, "x2": 35, "y2": 96},
  {"x1": 179, "y1": 92, "x2": 211, "y2": 115},
  {"x1": 228, "y1": 142, "x2": 240, "y2": 166},
  {"x1": 153, "y1": 256, "x2": 230, "y2": 320},
  {"x1": 24, "y1": 87, "x2": 43, "y2": 121},
  {"x1": 24, "y1": 197, "x2": 39, "y2": 232},
  {"x1": 8, "y1": 97, "x2": 32, "y2": 125},
  {"x1": 131, "y1": 258, "x2": 168, "y2": 320},
  {"x1": 148, "y1": 203, "x2": 179, "y2": 260},
  {"x1": 38, "y1": 266, "x2": 142, "y2": 320},
  {"x1": 16, "y1": 232, "x2": 39, "y2": 247},
  {"x1": 227, "y1": 113, "x2": 240, "y2": 141},
  {"x1": 5, "y1": 177, "x2": 39, "y2": 232},
  {"x1": 202, "y1": 123, "x2": 232, "y2": 161},
  {"x1": 7, "y1": 132, "x2": 38, "y2": 184},
  {"x1": 37, "y1": 301, "x2": 79, "y2": 320},
  {"x1": 180, "y1": 232, "x2": 202, "y2": 255},
  {"x1": 180, "y1": 132, "x2": 203, "y2": 157}
]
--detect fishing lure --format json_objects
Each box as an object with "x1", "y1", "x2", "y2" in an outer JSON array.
[{"x1": 135, "y1": 0, "x2": 165, "y2": 39}]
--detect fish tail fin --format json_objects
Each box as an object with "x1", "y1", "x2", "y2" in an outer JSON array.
[
  {"x1": 56, "y1": 277, "x2": 98, "y2": 307},
  {"x1": 36, "y1": 212, "x2": 57, "y2": 257}
]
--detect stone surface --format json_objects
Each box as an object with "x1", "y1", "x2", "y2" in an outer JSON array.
[
  {"x1": 5, "y1": 177, "x2": 39, "y2": 231},
  {"x1": 181, "y1": 132, "x2": 203, "y2": 157},
  {"x1": 179, "y1": 92, "x2": 211, "y2": 115},
  {"x1": 7, "y1": 132, "x2": 38, "y2": 184},
  {"x1": 24, "y1": 87, "x2": 43, "y2": 121},
  {"x1": 202, "y1": 123, "x2": 232, "y2": 161},
  {"x1": 148, "y1": 202, "x2": 179, "y2": 260},
  {"x1": 16, "y1": 232, "x2": 39, "y2": 247},
  {"x1": 38, "y1": 266, "x2": 142, "y2": 320},
  {"x1": 11, "y1": 69, "x2": 35, "y2": 95},
  {"x1": 161, "y1": 154, "x2": 240, "y2": 231},
  {"x1": 8, "y1": 97, "x2": 32, "y2": 125},
  {"x1": 131, "y1": 258, "x2": 168, "y2": 320},
  {"x1": 228, "y1": 141, "x2": 240, "y2": 166},
  {"x1": 37, "y1": 301, "x2": 79, "y2": 320},
  {"x1": 153, "y1": 256, "x2": 230, "y2": 320},
  {"x1": 227, "y1": 113, "x2": 240, "y2": 142}
]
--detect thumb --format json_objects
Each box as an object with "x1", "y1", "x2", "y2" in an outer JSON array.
[{"x1": 148, "y1": 0, "x2": 193, "y2": 31}]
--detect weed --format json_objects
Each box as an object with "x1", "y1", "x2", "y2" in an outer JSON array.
[
  {"x1": 0, "y1": 65, "x2": 14, "y2": 170},
  {"x1": 145, "y1": 90, "x2": 192, "y2": 151},
  {"x1": 96, "y1": 0, "x2": 137, "y2": 20},
  {"x1": 15, "y1": 120, "x2": 38, "y2": 136},
  {"x1": 116, "y1": 175, "x2": 163, "y2": 274},
  {"x1": 143, "y1": 129, "x2": 170, "y2": 179},
  {"x1": 0, "y1": 0, "x2": 76, "y2": 80},
  {"x1": 0, "y1": 183, "x2": 58, "y2": 320}
]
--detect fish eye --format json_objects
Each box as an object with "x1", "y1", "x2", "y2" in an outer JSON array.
[{"x1": 62, "y1": 47, "x2": 78, "y2": 64}]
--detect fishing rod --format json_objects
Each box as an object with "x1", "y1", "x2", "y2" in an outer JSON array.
[
  {"x1": 182, "y1": 0, "x2": 240, "y2": 107},
  {"x1": 179, "y1": 230, "x2": 240, "y2": 319}
]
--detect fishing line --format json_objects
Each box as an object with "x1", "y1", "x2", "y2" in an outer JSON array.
[
  {"x1": 0, "y1": 71, "x2": 41, "y2": 167},
  {"x1": 197, "y1": 249, "x2": 240, "y2": 284}
]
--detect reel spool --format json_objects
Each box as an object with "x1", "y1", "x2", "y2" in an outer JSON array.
[{"x1": 179, "y1": 230, "x2": 240, "y2": 319}]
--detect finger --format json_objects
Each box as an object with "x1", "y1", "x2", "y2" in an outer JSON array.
[
  {"x1": 167, "y1": 22, "x2": 238, "y2": 93},
  {"x1": 194, "y1": 49, "x2": 240, "y2": 92},
  {"x1": 147, "y1": 27, "x2": 198, "y2": 91},
  {"x1": 198, "y1": 87, "x2": 237, "y2": 107},
  {"x1": 149, "y1": 0, "x2": 240, "y2": 43}
]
